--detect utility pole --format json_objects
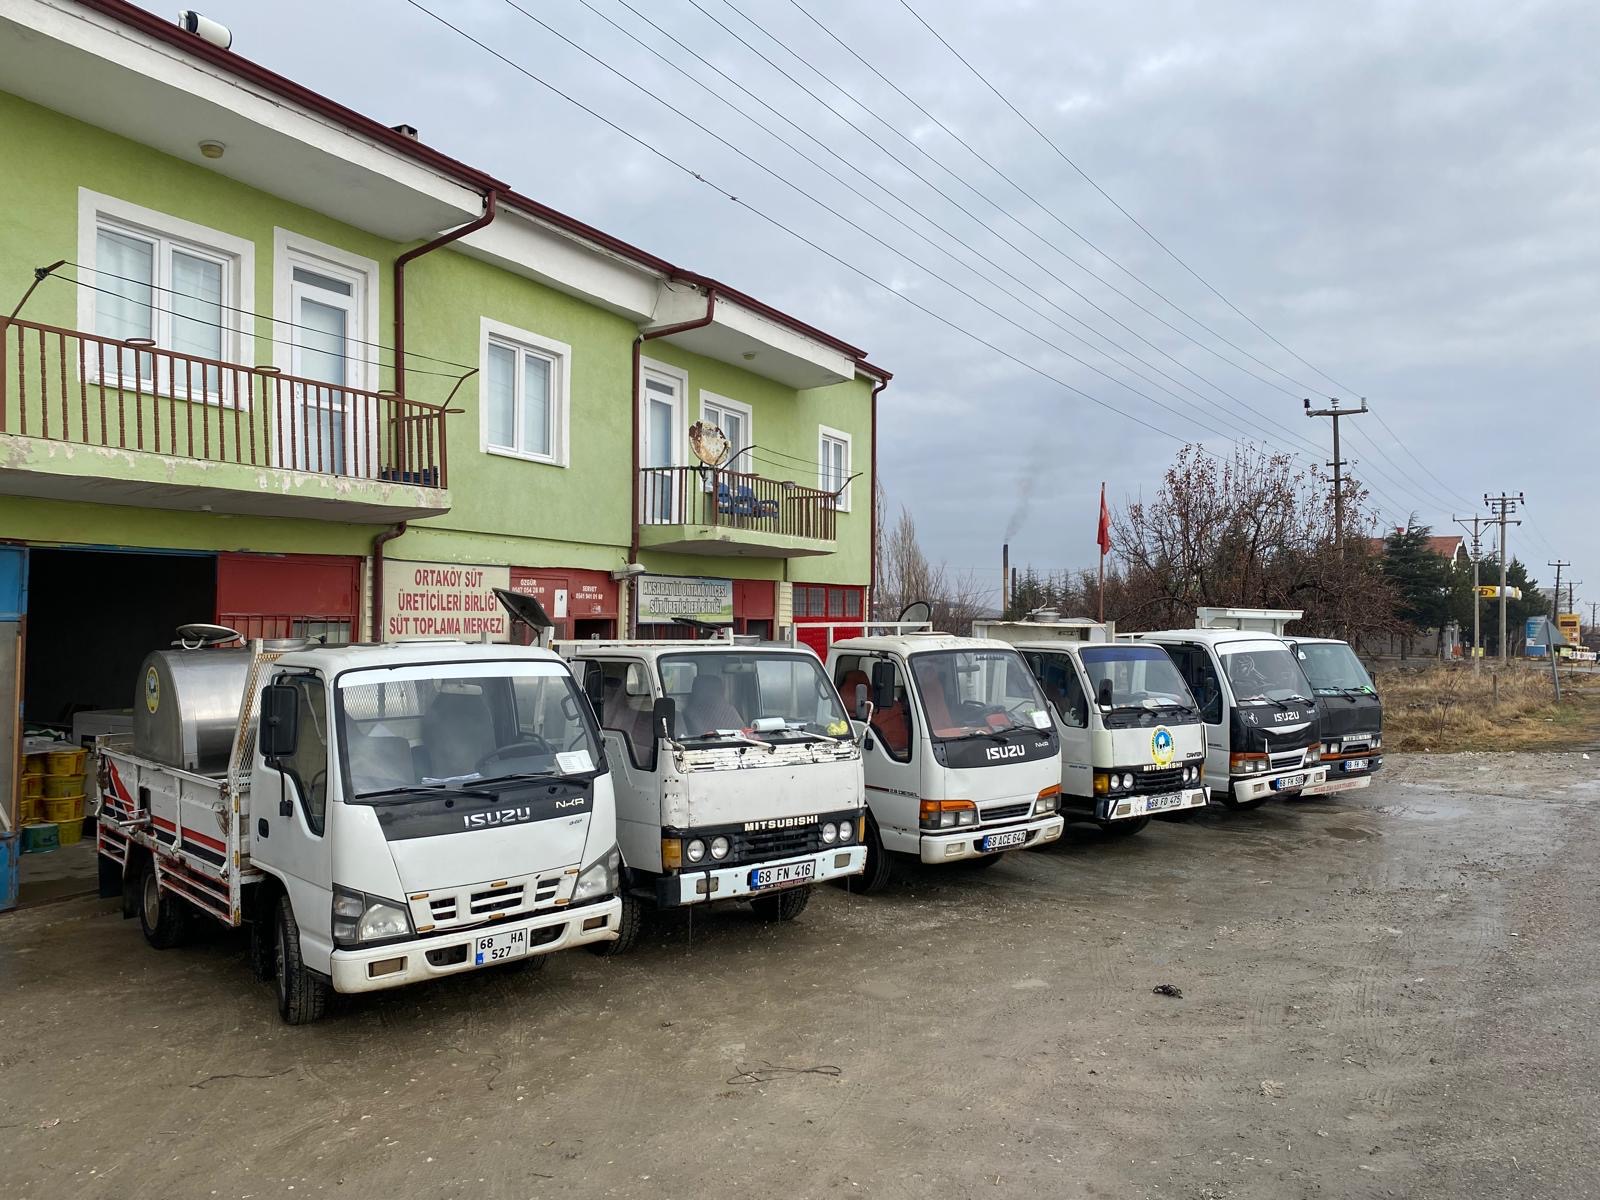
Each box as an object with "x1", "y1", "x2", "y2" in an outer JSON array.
[
  {"x1": 1305, "y1": 397, "x2": 1369, "y2": 558},
  {"x1": 1454, "y1": 514, "x2": 1488, "y2": 673},
  {"x1": 1485, "y1": 492, "x2": 1523, "y2": 665},
  {"x1": 1548, "y1": 561, "x2": 1568, "y2": 622}
]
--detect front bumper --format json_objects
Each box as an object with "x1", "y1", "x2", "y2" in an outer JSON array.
[
  {"x1": 1303, "y1": 756, "x2": 1382, "y2": 796},
  {"x1": 919, "y1": 814, "x2": 1064, "y2": 863},
  {"x1": 663, "y1": 845, "x2": 867, "y2": 906},
  {"x1": 329, "y1": 897, "x2": 621, "y2": 994},
  {"x1": 1231, "y1": 766, "x2": 1328, "y2": 802},
  {"x1": 1099, "y1": 786, "x2": 1209, "y2": 821}
]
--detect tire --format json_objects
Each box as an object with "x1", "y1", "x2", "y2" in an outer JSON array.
[
  {"x1": 273, "y1": 895, "x2": 328, "y2": 1026},
  {"x1": 844, "y1": 814, "x2": 894, "y2": 894},
  {"x1": 1220, "y1": 794, "x2": 1268, "y2": 811},
  {"x1": 751, "y1": 884, "x2": 812, "y2": 922},
  {"x1": 249, "y1": 910, "x2": 276, "y2": 982},
  {"x1": 588, "y1": 892, "x2": 646, "y2": 957},
  {"x1": 1098, "y1": 815, "x2": 1152, "y2": 837},
  {"x1": 496, "y1": 952, "x2": 550, "y2": 974},
  {"x1": 138, "y1": 864, "x2": 189, "y2": 950}
]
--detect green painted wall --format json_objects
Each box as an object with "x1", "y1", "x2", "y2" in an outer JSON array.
[{"x1": 0, "y1": 89, "x2": 875, "y2": 590}]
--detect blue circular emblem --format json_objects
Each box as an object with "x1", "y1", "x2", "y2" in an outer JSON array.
[{"x1": 1151, "y1": 726, "x2": 1175, "y2": 766}]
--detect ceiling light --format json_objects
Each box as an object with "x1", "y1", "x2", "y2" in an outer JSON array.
[{"x1": 199, "y1": 140, "x2": 225, "y2": 160}]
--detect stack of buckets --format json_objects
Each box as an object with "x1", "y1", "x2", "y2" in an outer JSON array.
[{"x1": 19, "y1": 745, "x2": 89, "y2": 855}]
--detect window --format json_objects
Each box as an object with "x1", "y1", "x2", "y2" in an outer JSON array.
[
  {"x1": 834, "y1": 654, "x2": 912, "y2": 761},
  {"x1": 1025, "y1": 651, "x2": 1088, "y2": 728},
  {"x1": 1166, "y1": 645, "x2": 1223, "y2": 725},
  {"x1": 480, "y1": 318, "x2": 571, "y2": 466},
  {"x1": 818, "y1": 425, "x2": 853, "y2": 511},
  {"x1": 701, "y1": 393, "x2": 753, "y2": 470},
  {"x1": 278, "y1": 673, "x2": 330, "y2": 836},
  {"x1": 587, "y1": 659, "x2": 657, "y2": 771},
  {"x1": 78, "y1": 190, "x2": 254, "y2": 398}
]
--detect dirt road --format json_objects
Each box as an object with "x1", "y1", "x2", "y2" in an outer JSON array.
[{"x1": 4, "y1": 753, "x2": 1598, "y2": 1199}]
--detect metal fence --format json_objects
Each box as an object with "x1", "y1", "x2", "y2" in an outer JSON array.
[{"x1": 639, "y1": 465, "x2": 837, "y2": 542}]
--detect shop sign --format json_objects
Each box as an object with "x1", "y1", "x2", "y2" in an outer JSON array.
[
  {"x1": 384, "y1": 562, "x2": 511, "y2": 641},
  {"x1": 636, "y1": 575, "x2": 734, "y2": 623}
]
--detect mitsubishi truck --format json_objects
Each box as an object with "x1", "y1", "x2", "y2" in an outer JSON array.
[
  {"x1": 974, "y1": 615, "x2": 1207, "y2": 834},
  {"x1": 560, "y1": 635, "x2": 866, "y2": 948},
  {"x1": 1284, "y1": 636, "x2": 1383, "y2": 796},
  {"x1": 97, "y1": 625, "x2": 622, "y2": 1024},
  {"x1": 823, "y1": 630, "x2": 1064, "y2": 890},
  {"x1": 1133, "y1": 622, "x2": 1327, "y2": 809}
]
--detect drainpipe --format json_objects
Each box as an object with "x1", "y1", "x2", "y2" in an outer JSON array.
[
  {"x1": 868, "y1": 374, "x2": 887, "y2": 619},
  {"x1": 393, "y1": 190, "x2": 498, "y2": 396},
  {"x1": 628, "y1": 288, "x2": 718, "y2": 635},
  {"x1": 371, "y1": 522, "x2": 407, "y2": 642}
]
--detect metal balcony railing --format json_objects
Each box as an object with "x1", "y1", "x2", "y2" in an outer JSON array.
[
  {"x1": 639, "y1": 466, "x2": 838, "y2": 542},
  {"x1": 0, "y1": 317, "x2": 448, "y2": 488}
]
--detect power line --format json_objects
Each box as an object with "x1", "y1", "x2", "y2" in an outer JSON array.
[{"x1": 893, "y1": 0, "x2": 1356, "y2": 398}]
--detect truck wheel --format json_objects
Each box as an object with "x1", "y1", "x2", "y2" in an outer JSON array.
[
  {"x1": 1220, "y1": 795, "x2": 1268, "y2": 811},
  {"x1": 845, "y1": 815, "x2": 894, "y2": 894},
  {"x1": 1098, "y1": 816, "x2": 1151, "y2": 837},
  {"x1": 497, "y1": 953, "x2": 550, "y2": 975},
  {"x1": 752, "y1": 884, "x2": 812, "y2": 922},
  {"x1": 138, "y1": 865, "x2": 189, "y2": 950},
  {"x1": 588, "y1": 893, "x2": 646, "y2": 957},
  {"x1": 273, "y1": 895, "x2": 328, "y2": 1025}
]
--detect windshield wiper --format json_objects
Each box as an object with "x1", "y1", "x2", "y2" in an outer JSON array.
[
  {"x1": 353, "y1": 783, "x2": 497, "y2": 803},
  {"x1": 949, "y1": 723, "x2": 1033, "y2": 741},
  {"x1": 1281, "y1": 694, "x2": 1315, "y2": 706}
]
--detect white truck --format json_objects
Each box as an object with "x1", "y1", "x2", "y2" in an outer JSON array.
[
  {"x1": 1283, "y1": 635, "x2": 1384, "y2": 796},
  {"x1": 1133, "y1": 611, "x2": 1328, "y2": 809},
  {"x1": 96, "y1": 626, "x2": 622, "y2": 1024},
  {"x1": 822, "y1": 628, "x2": 1065, "y2": 889},
  {"x1": 974, "y1": 616, "x2": 1208, "y2": 834},
  {"x1": 560, "y1": 635, "x2": 866, "y2": 946}
]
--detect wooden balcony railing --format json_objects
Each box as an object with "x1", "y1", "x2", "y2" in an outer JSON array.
[
  {"x1": 640, "y1": 466, "x2": 838, "y2": 542},
  {"x1": 0, "y1": 317, "x2": 448, "y2": 488}
]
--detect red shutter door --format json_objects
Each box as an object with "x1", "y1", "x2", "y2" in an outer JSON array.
[{"x1": 216, "y1": 553, "x2": 363, "y2": 642}]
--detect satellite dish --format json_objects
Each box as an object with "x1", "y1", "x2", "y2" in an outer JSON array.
[
  {"x1": 897, "y1": 601, "x2": 932, "y2": 626},
  {"x1": 689, "y1": 421, "x2": 732, "y2": 468},
  {"x1": 172, "y1": 623, "x2": 242, "y2": 649},
  {"x1": 493, "y1": 587, "x2": 554, "y2": 631}
]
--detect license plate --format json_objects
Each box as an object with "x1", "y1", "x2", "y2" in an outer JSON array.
[
  {"x1": 750, "y1": 860, "x2": 815, "y2": 890},
  {"x1": 1272, "y1": 773, "x2": 1307, "y2": 791},
  {"x1": 1344, "y1": 758, "x2": 1369, "y2": 772},
  {"x1": 1144, "y1": 793, "x2": 1184, "y2": 813},
  {"x1": 980, "y1": 829, "x2": 1028, "y2": 852},
  {"x1": 473, "y1": 928, "x2": 528, "y2": 966}
]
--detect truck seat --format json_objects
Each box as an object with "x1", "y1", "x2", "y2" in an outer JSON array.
[{"x1": 422, "y1": 690, "x2": 498, "y2": 779}]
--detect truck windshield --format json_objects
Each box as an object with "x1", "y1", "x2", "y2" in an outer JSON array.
[
  {"x1": 1080, "y1": 645, "x2": 1198, "y2": 717},
  {"x1": 659, "y1": 652, "x2": 850, "y2": 742},
  {"x1": 1293, "y1": 642, "x2": 1376, "y2": 695},
  {"x1": 337, "y1": 662, "x2": 600, "y2": 797},
  {"x1": 1218, "y1": 643, "x2": 1314, "y2": 704},
  {"x1": 909, "y1": 648, "x2": 1050, "y2": 739}
]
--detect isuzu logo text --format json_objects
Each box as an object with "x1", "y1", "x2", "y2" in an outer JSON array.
[
  {"x1": 985, "y1": 743, "x2": 1027, "y2": 761},
  {"x1": 463, "y1": 807, "x2": 538, "y2": 829},
  {"x1": 1273, "y1": 711, "x2": 1301, "y2": 722}
]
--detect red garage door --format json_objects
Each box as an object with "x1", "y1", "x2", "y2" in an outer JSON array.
[
  {"x1": 793, "y1": 583, "x2": 865, "y2": 656},
  {"x1": 217, "y1": 553, "x2": 363, "y2": 643},
  {"x1": 510, "y1": 568, "x2": 619, "y2": 642}
]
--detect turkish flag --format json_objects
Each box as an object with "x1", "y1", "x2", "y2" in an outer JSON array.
[{"x1": 1096, "y1": 482, "x2": 1111, "y2": 556}]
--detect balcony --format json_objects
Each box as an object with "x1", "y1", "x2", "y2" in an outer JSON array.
[
  {"x1": 0, "y1": 317, "x2": 451, "y2": 523},
  {"x1": 638, "y1": 466, "x2": 838, "y2": 557}
]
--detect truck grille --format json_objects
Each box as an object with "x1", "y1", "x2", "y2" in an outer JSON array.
[
  {"x1": 980, "y1": 802, "x2": 1032, "y2": 823},
  {"x1": 414, "y1": 870, "x2": 569, "y2": 931},
  {"x1": 1136, "y1": 766, "x2": 1185, "y2": 793},
  {"x1": 1270, "y1": 749, "x2": 1306, "y2": 771},
  {"x1": 732, "y1": 826, "x2": 821, "y2": 866}
]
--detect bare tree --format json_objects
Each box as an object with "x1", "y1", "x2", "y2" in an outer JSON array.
[{"x1": 875, "y1": 504, "x2": 991, "y2": 634}]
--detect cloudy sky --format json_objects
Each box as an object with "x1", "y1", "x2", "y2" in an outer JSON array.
[{"x1": 226, "y1": 0, "x2": 1597, "y2": 610}]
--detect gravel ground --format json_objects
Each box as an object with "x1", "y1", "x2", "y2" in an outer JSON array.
[{"x1": 3, "y1": 751, "x2": 1598, "y2": 1199}]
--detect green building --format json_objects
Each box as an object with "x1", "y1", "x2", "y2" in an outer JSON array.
[{"x1": 0, "y1": 0, "x2": 887, "y2": 761}]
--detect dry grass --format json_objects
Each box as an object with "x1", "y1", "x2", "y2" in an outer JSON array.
[{"x1": 1379, "y1": 663, "x2": 1600, "y2": 753}]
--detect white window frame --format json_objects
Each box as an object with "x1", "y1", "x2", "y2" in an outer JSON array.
[
  {"x1": 479, "y1": 316, "x2": 571, "y2": 467},
  {"x1": 76, "y1": 188, "x2": 255, "y2": 402},
  {"x1": 272, "y1": 228, "x2": 380, "y2": 394},
  {"x1": 699, "y1": 391, "x2": 755, "y2": 473},
  {"x1": 818, "y1": 424, "x2": 853, "y2": 511},
  {"x1": 638, "y1": 356, "x2": 688, "y2": 469}
]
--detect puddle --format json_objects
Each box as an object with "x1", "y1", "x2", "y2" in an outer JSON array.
[{"x1": 1325, "y1": 826, "x2": 1374, "y2": 842}]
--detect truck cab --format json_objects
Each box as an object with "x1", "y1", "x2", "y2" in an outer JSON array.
[
  {"x1": 1283, "y1": 636, "x2": 1383, "y2": 795},
  {"x1": 562, "y1": 639, "x2": 866, "y2": 943},
  {"x1": 1131, "y1": 629, "x2": 1328, "y2": 808},
  {"x1": 825, "y1": 634, "x2": 1064, "y2": 889}
]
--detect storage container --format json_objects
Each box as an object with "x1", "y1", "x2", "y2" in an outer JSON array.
[
  {"x1": 43, "y1": 774, "x2": 84, "y2": 799},
  {"x1": 56, "y1": 817, "x2": 84, "y2": 846},
  {"x1": 18, "y1": 796, "x2": 40, "y2": 825},
  {"x1": 21, "y1": 822, "x2": 59, "y2": 854},
  {"x1": 45, "y1": 747, "x2": 89, "y2": 776},
  {"x1": 0, "y1": 833, "x2": 17, "y2": 911},
  {"x1": 21, "y1": 772, "x2": 43, "y2": 800},
  {"x1": 44, "y1": 794, "x2": 84, "y2": 824}
]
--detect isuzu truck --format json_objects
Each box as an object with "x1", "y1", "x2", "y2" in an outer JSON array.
[
  {"x1": 1284, "y1": 636, "x2": 1383, "y2": 796},
  {"x1": 97, "y1": 626, "x2": 622, "y2": 1024},
  {"x1": 560, "y1": 635, "x2": 866, "y2": 947},
  {"x1": 975, "y1": 615, "x2": 1208, "y2": 834},
  {"x1": 823, "y1": 629, "x2": 1064, "y2": 889}
]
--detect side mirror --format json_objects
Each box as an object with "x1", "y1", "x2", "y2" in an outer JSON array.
[
  {"x1": 870, "y1": 660, "x2": 896, "y2": 709},
  {"x1": 853, "y1": 682, "x2": 871, "y2": 722},
  {"x1": 652, "y1": 696, "x2": 677, "y2": 741},
  {"x1": 584, "y1": 668, "x2": 604, "y2": 718},
  {"x1": 260, "y1": 684, "x2": 299, "y2": 760},
  {"x1": 1096, "y1": 677, "x2": 1114, "y2": 711}
]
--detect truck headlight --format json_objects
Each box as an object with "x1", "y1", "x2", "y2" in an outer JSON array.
[
  {"x1": 1035, "y1": 785, "x2": 1060, "y2": 815},
  {"x1": 919, "y1": 799, "x2": 977, "y2": 830},
  {"x1": 333, "y1": 886, "x2": 413, "y2": 946},
  {"x1": 1305, "y1": 745, "x2": 1321, "y2": 763},
  {"x1": 685, "y1": 838, "x2": 707, "y2": 864},
  {"x1": 836, "y1": 820, "x2": 853, "y2": 843},
  {"x1": 822, "y1": 822, "x2": 838, "y2": 844},
  {"x1": 710, "y1": 836, "x2": 731, "y2": 860},
  {"x1": 573, "y1": 846, "x2": 621, "y2": 902}
]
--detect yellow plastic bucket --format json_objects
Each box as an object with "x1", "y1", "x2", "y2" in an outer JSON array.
[
  {"x1": 45, "y1": 747, "x2": 88, "y2": 776},
  {"x1": 44, "y1": 794, "x2": 84, "y2": 824}
]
